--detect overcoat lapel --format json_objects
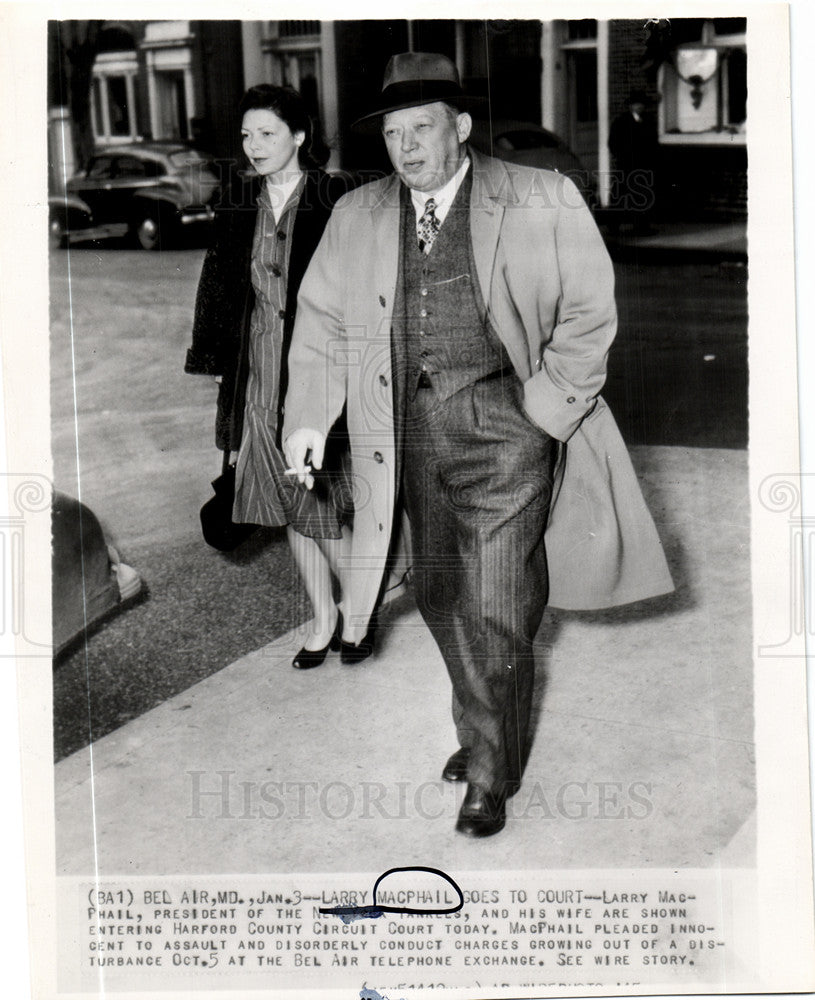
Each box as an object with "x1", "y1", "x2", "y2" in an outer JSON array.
[
  {"x1": 286, "y1": 173, "x2": 322, "y2": 319},
  {"x1": 370, "y1": 175, "x2": 402, "y2": 315},
  {"x1": 468, "y1": 150, "x2": 513, "y2": 313}
]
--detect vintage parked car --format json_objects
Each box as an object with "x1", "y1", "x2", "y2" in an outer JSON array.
[
  {"x1": 49, "y1": 142, "x2": 220, "y2": 250},
  {"x1": 467, "y1": 118, "x2": 596, "y2": 209}
]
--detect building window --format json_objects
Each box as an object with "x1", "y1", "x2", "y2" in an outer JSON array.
[
  {"x1": 153, "y1": 70, "x2": 190, "y2": 140},
  {"x1": 141, "y1": 21, "x2": 196, "y2": 142},
  {"x1": 91, "y1": 51, "x2": 139, "y2": 144},
  {"x1": 263, "y1": 22, "x2": 323, "y2": 122},
  {"x1": 560, "y1": 22, "x2": 600, "y2": 176},
  {"x1": 659, "y1": 20, "x2": 746, "y2": 144},
  {"x1": 567, "y1": 19, "x2": 597, "y2": 41},
  {"x1": 279, "y1": 21, "x2": 320, "y2": 38}
]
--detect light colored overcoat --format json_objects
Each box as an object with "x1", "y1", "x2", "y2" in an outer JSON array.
[{"x1": 283, "y1": 149, "x2": 674, "y2": 627}]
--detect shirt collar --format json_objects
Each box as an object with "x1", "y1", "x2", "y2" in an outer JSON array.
[
  {"x1": 265, "y1": 170, "x2": 305, "y2": 223},
  {"x1": 410, "y1": 155, "x2": 471, "y2": 215}
]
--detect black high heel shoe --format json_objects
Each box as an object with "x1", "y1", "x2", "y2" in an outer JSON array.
[
  {"x1": 292, "y1": 611, "x2": 342, "y2": 670},
  {"x1": 339, "y1": 615, "x2": 377, "y2": 665}
]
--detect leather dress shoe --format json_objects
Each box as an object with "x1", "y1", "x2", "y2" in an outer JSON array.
[
  {"x1": 292, "y1": 612, "x2": 342, "y2": 670},
  {"x1": 340, "y1": 615, "x2": 377, "y2": 665},
  {"x1": 442, "y1": 747, "x2": 470, "y2": 782},
  {"x1": 455, "y1": 783, "x2": 506, "y2": 838}
]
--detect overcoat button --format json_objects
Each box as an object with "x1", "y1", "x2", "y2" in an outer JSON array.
[
  {"x1": 278, "y1": 309, "x2": 287, "y2": 320},
  {"x1": 373, "y1": 451, "x2": 384, "y2": 463},
  {"x1": 379, "y1": 374, "x2": 388, "y2": 386},
  {"x1": 567, "y1": 395, "x2": 576, "y2": 403},
  {"x1": 379, "y1": 295, "x2": 386, "y2": 307},
  {"x1": 378, "y1": 523, "x2": 384, "y2": 531},
  {"x1": 271, "y1": 263, "x2": 282, "y2": 277}
]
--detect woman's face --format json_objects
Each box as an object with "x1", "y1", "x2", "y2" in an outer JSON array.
[{"x1": 241, "y1": 108, "x2": 304, "y2": 179}]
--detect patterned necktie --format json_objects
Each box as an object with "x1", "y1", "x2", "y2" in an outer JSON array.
[{"x1": 417, "y1": 197, "x2": 441, "y2": 254}]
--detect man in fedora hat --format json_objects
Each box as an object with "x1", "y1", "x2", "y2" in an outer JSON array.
[{"x1": 284, "y1": 52, "x2": 673, "y2": 837}]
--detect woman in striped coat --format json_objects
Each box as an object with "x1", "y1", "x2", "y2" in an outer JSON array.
[{"x1": 186, "y1": 85, "x2": 366, "y2": 668}]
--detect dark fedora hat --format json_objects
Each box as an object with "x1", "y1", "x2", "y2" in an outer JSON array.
[{"x1": 351, "y1": 51, "x2": 483, "y2": 133}]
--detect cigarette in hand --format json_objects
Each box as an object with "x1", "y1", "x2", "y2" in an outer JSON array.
[{"x1": 284, "y1": 466, "x2": 312, "y2": 475}]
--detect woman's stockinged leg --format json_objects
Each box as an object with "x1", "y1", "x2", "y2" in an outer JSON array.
[
  {"x1": 287, "y1": 527, "x2": 338, "y2": 650},
  {"x1": 315, "y1": 527, "x2": 368, "y2": 645}
]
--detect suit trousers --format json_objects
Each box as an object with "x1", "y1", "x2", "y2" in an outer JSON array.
[{"x1": 402, "y1": 372, "x2": 557, "y2": 796}]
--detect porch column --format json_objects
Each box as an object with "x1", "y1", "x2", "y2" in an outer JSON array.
[{"x1": 597, "y1": 20, "x2": 611, "y2": 206}]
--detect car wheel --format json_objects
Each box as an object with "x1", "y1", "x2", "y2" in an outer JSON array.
[
  {"x1": 49, "y1": 214, "x2": 68, "y2": 250},
  {"x1": 134, "y1": 213, "x2": 162, "y2": 251}
]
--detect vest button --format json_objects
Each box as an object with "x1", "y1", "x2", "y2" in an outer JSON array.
[
  {"x1": 379, "y1": 374, "x2": 388, "y2": 386},
  {"x1": 373, "y1": 451, "x2": 384, "y2": 463},
  {"x1": 277, "y1": 231, "x2": 286, "y2": 241},
  {"x1": 420, "y1": 308, "x2": 427, "y2": 318},
  {"x1": 419, "y1": 330, "x2": 426, "y2": 337},
  {"x1": 420, "y1": 288, "x2": 428, "y2": 296}
]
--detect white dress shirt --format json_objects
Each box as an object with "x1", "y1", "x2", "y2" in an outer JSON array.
[
  {"x1": 410, "y1": 156, "x2": 471, "y2": 228},
  {"x1": 265, "y1": 170, "x2": 304, "y2": 224}
]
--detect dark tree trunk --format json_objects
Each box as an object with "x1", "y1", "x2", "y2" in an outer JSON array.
[{"x1": 49, "y1": 20, "x2": 103, "y2": 172}]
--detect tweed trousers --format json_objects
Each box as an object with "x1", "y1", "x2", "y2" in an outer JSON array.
[{"x1": 402, "y1": 372, "x2": 557, "y2": 796}]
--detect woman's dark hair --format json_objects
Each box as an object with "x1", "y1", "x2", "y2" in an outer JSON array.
[{"x1": 239, "y1": 84, "x2": 330, "y2": 169}]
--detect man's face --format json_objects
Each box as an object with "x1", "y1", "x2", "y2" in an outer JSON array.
[{"x1": 382, "y1": 102, "x2": 472, "y2": 193}]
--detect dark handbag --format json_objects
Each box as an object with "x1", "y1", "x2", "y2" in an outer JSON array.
[{"x1": 200, "y1": 451, "x2": 259, "y2": 551}]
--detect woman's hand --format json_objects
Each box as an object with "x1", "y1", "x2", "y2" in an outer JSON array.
[{"x1": 284, "y1": 428, "x2": 326, "y2": 490}]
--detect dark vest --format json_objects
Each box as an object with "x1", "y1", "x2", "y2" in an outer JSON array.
[{"x1": 400, "y1": 170, "x2": 509, "y2": 402}]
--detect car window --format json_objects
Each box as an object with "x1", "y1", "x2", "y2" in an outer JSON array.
[
  {"x1": 87, "y1": 157, "x2": 114, "y2": 180},
  {"x1": 115, "y1": 156, "x2": 165, "y2": 179},
  {"x1": 169, "y1": 150, "x2": 209, "y2": 168},
  {"x1": 169, "y1": 150, "x2": 218, "y2": 177}
]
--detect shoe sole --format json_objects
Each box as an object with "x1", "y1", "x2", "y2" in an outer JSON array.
[{"x1": 455, "y1": 818, "x2": 506, "y2": 838}]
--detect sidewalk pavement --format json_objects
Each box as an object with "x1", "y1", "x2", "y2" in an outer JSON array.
[
  {"x1": 55, "y1": 445, "x2": 753, "y2": 875},
  {"x1": 602, "y1": 219, "x2": 747, "y2": 262}
]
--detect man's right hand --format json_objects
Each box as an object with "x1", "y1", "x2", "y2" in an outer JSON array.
[{"x1": 284, "y1": 428, "x2": 326, "y2": 491}]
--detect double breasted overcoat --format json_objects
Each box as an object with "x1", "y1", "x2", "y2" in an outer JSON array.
[{"x1": 282, "y1": 150, "x2": 674, "y2": 626}]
